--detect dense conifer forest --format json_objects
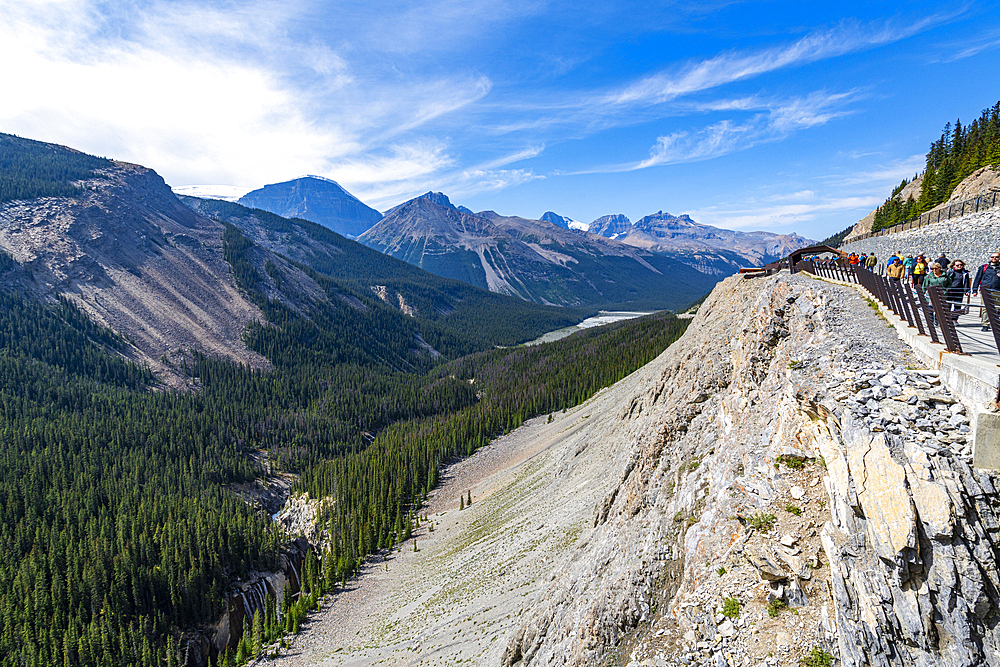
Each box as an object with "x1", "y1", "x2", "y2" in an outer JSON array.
[
  {"x1": 871, "y1": 100, "x2": 1000, "y2": 231},
  {"x1": 0, "y1": 133, "x2": 111, "y2": 205},
  {"x1": 0, "y1": 268, "x2": 688, "y2": 667},
  {"x1": 0, "y1": 132, "x2": 692, "y2": 666}
]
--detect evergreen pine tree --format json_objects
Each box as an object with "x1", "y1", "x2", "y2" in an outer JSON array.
[{"x1": 252, "y1": 608, "x2": 263, "y2": 656}]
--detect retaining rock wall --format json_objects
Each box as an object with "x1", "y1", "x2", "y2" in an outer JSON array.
[{"x1": 840, "y1": 209, "x2": 1000, "y2": 268}]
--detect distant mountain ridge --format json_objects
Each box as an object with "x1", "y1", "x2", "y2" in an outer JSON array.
[
  {"x1": 238, "y1": 175, "x2": 383, "y2": 238},
  {"x1": 540, "y1": 211, "x2": 588, "y2": 231},
  {"x1": 357, "y1": 195, "x2": 719, "y2": 310},
  {"x1": 589, "y1": 210, "x2": 814, "y2": 267}
]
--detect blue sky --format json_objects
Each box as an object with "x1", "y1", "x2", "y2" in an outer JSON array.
[{"x1": 1, "y1": 1, "x2": 998, "y2": 239}]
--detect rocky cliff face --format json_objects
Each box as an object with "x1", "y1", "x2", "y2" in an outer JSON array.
[
  {"x1": 502, "y1": 272, "x2": 1000, "y2": 667},
  {"x1": 0, "y1": 162, "x2": 268, "y2": 382}
]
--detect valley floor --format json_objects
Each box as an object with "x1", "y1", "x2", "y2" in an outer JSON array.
[{"x1": 271, "y1": 387, "x2": 629, "y2": 667}]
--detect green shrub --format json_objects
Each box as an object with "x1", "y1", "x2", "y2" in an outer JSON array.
[
  {"x1": 748, "y1": 512, "x2": 777, "y2": 531},
  {"x1": 799, "y1": 648, "x2": 834, "y2": 667},
  {"x1": 722, "y1": 597, "x2": 740, "y2": 618}
]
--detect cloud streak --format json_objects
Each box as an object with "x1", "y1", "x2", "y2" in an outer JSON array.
[{"x1": 606, "y1": 15, "x2": 955, "y2": 107}]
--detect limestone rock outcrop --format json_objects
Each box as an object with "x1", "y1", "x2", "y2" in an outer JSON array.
[{"x1": 502, "y1": 272, "x2": 1000, "y2": 667}]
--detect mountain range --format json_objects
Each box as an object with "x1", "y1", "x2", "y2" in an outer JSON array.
[
  {"x1": 202, "y1": 176, "x2": 813, "y2": 282},
  {"x1": 357, "y1": 194, "x2": 718, "y2": 310},
  {"x1": 0, "y1": 135, "x2": 586, "y2": 382}
]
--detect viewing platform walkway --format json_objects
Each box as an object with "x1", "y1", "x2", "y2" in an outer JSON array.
[{"x1": 793, "y1": 260, "x2": 1000, "y2": 469}]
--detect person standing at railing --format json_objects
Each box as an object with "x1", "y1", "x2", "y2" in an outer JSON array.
[
  {"x1": 887, "y1": 257, "x2": 904, "y2": 283},
  {"x1": 903, "y1": 254, "x2": 915, "y2": 282},
  {"x1": 946, "y1": 260, "x2": 970, "y2": 319},
  {"x1": 935, "y1": 252, "x2": 951, "y2": 271},
  {"x1": 912, "y1": 255, "x2": 927, "y2": 287},
  {"x1": 923, "y1": 262, "x2": 949, "y2": 325},
  {"x1": 865, "y1": 253, "x2": 878, "y2": 268},
  {"x1": 972, "y1": 252, "x2": 1000, "y2": 331}
]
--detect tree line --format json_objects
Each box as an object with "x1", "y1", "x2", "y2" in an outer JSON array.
[
  {"x1": 872, "y1": 100, "x2": 1000, "y2": 231},
  {"x1": 0, "y1": 266, "x2": 688, "y2": 667},
  {"x1": 0, "y1": 133, "x2": 111, "y2": 205}
]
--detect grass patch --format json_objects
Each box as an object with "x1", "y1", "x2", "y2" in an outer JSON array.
[
  {"x1": 722, "y1": 597, "x2": 740, "y2": 618},
  {"x1": 799, "y1": 648, "x2": 834, "y2": 667},
  {"x1": 767, "y1": 599, "x2": 787, "y2": 618},
  {"x1": 785, "y1": 504, "x2": 803, "y2": 516},
  {"x1": 747, "y1": 512, "x2": 777, "y2": 531},
  {"x1": 776, "y1": 455, "x2": 811, "y2": 469},
  {"x1": 717, "y1": 566, "x2": 727, "y2": 576}
]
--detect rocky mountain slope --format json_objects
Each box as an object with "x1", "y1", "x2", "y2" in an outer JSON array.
[
  {"x1": 272, "y1": 271, "x2": 1000, "y2": 667},
  {"x1": 184, "y1": 196, "x2": 585, "y2": 345},
  {"x1": 238, "y1": 175, "x2": 383, "y2": 238},
  {"x1": 502, "y1": 272, "x2": 1000, "y2": 667},
  {"x1": 600, "y1": 210, "x2": 814, "y2": 271},
  {"x1": 357, "y1": 195, "x2": 720, "y2": 309},
  {"x1": 0, "y1": 160, "x2": 269, "y2": 380}
]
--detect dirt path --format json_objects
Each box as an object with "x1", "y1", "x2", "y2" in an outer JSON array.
[{"x1": 268, "y1": 384, "x2": 631, "y2": 667}]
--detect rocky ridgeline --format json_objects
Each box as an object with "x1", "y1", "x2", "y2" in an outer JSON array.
[
  {"x1": 501, "y1": 272, "x2": 999, "y2": 667},
  {"x1": 839, "y1": 208, "x2": 1000, "y2": 267}
]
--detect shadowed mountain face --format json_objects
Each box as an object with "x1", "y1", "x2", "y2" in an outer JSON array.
[
  {"x1": 0, "y1": 136, "x2": 588, "y2": 384},
  {"x1": 590, "y1": 210, "x2": 814, "y2": 267},
  {"x1": 540, "y1": 212, "x2": 587, "y2": 231},
  {"x1": 357, "y1": 196, "x2": 720, "y2": 310},
  {"x1": 588, "y1": 214, "x2": 631, "y2": 239},
  {"x1": 238, "y1": 176, "x2": 383, "y2": 238}
]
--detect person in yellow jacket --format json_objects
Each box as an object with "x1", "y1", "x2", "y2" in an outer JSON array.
[{"x1": 912, "y1": 255, "x2": 927, "y2": 286}]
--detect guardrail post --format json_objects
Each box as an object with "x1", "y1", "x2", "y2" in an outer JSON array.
[
  {"x1": 980, "y1": 289, "x2": 1000, "y2": 358},
  {"x1": 891, "y1": 280, "x2": 915, "y2": 328},
  {"x1": 902, "y1": 284, "x2": 927, "y2": 336},
  {"x1": 928, "y1": 286, "x2": 963, "y2": 354},
  {"x1": 914, "y1": 286, "x2": 941, "y2": 344}
]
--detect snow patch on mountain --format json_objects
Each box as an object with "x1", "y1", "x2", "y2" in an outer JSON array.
[{"x1": 171, "y1": 185, "x2": 249, "y2": 202}]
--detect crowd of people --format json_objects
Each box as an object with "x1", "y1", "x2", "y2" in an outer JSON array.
[{"x1": 831, "y1": 251, "x2": 1000, "y2": 331}]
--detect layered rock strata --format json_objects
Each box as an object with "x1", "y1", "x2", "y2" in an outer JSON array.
[{"x1": 503, "y1": 272, "x2": 1000, "y2": 667}]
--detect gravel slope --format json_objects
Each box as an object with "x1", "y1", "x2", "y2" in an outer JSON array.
[{"x1": 269, "y1": 374, "x2": 653, "y2": 666}]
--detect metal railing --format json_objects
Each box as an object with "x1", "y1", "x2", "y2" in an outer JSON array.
[
  {"x1": 847, "y1": 190, "x2": 1000, "y2": 243},
  {"x1": 796, "y1": 260, "x2": 972, "y2": 355}
]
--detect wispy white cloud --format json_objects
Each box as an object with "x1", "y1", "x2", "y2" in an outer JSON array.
[
  {"x1": 0, "y1": 0, "x2": 493, "y2": 195},
  {"x1": 691, "y1": 195, "x2": 883, "y2": 231},
  {"x1": 823, "y1": 154, "x2": 926, "y2": 187},
  {"x1": 606, "y1": 15, "x2": 954, "y2": 107},
  {"x1": 572, "y1": 90, "x2": 861, "y2": 173}
]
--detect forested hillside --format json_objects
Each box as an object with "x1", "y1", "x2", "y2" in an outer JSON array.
[
  {"x1": 871, "y1": 100, "x2": 1000, "y2": 231},
  {"x1": 0, "y1": 133, "x2": 111, "y2": 205},
  {"x1": 0, "y1": 274, "x2": 687, "y2": 667},
  {"x1": 187, "y1": 197, "x2": 589, "y2": 348}
]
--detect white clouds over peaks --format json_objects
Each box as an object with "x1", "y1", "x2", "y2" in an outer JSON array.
[{"x1": 0, "y1": 0, "x2": 489, "y2": 194}]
